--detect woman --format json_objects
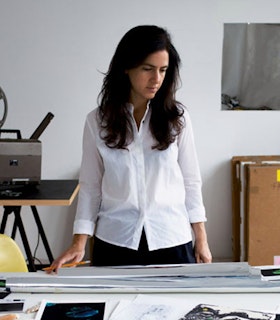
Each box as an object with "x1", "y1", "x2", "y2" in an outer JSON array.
[{"x1": 49, "y1": 25, "x2": 212, "y2": 271}]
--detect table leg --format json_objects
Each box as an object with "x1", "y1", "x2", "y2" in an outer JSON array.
[
  {"x1": 0, "y1": 207, "x2": 11, "y2": 233},
  {"x1": 11, "y1": 218, "x2": 17, "y2": 239},
  {"x1": 1, "y1": 207, "x2": 18, "y2": 238}
]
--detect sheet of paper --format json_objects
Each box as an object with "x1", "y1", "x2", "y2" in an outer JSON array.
[
  {"x1": 108, "y1": 295, "x2": 196, "y2": 320},
  {"x1": 180, "y1": 303, "x2": 277, "y2": 320},
  {"x1": 35, "y1": 300, "x2": 106, "y2": 320}
]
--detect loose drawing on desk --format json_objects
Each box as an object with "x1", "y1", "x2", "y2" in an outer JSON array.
[
  {"x1": 35, "y1": 300, "x2": 105, "y2": 320},
  {"x1": 109, "y1": 301, "x2": 173, "y2": 320},
  {"x1": 179, "y1": 304, "x2": 276, "y2": 320},
  {"x1": 108, "y1": 294, "x2": 193, "y2": 320}
]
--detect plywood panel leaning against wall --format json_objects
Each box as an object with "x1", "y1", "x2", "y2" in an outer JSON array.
[
  {"x1": 231, "y1": 156, "x2": 280, "y2": 263},
  {"x1": 246, "y1": 164, "x2": 280, "y2": 266}
]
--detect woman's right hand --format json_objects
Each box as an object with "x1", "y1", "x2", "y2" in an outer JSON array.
[{"x1": 45, "y1": 234, "x2": 88, "y2": 274}]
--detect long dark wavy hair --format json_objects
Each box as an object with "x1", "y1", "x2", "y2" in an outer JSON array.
[{"x1": 98, "y1": 25, "x2": 184, "y2": 150}]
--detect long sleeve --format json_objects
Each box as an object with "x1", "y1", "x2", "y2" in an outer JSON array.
[
  {"x1": 177, "y1": 109, "x2": 206, "y2": 223},
  {"x1": 73, "y1": 110, "x2": 104, "y2": 236}
]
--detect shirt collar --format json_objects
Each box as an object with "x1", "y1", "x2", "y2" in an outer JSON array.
[{"x1": 126, "y1": 101, "x2": 151, "y2": 114}]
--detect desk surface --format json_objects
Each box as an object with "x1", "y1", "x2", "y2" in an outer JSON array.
[
  {"x1": 0, "y1": 180, "x2": 79, "y2": 206},
  {"x1": 4, "y1": 290, "x2": 280, "y2": 320},
  {"x1": 1, "y1": 269, "x2": 280, "y2": 319}
]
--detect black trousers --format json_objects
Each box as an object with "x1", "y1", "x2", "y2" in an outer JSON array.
[{"x1": 92, "y1": 231, "x2": 196, "y2": 266}]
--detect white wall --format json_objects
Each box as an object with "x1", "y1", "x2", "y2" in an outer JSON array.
[{"x1": 1, "y1": 0, "x2": 280, "y2": 263}]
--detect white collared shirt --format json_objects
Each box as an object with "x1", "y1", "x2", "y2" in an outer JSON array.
[{"x1": 73, "y1": 104, "x2": 206, "y2": 250}]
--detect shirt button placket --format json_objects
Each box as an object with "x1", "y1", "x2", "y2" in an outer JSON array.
[{"x1": 135, "y1": 134, "x2": 146, "y2": 223}]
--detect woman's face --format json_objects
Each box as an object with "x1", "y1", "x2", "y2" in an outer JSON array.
[{"x1": 126, "y1": 50, "x2": 169, "y2": 107}]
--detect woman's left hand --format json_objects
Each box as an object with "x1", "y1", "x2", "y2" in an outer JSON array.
[
  {"x1": 191, "y1": 222, "x2": 212, "y2": 263},
  {"x1": 194, "y1": 239, "x2": 212, "y2": 263}
]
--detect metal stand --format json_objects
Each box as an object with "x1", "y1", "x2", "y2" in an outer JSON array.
[{"x1": 0, "y1": 205, "x2": 54, "y2": 272}]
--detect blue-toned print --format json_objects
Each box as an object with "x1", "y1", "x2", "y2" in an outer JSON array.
[{"x1": 66, "y1": 306, "x2": 99, "y2": 318}]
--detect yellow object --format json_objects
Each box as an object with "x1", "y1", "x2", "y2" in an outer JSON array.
[
  {"x1": 0, "y1": 234, "x2": 28, "y2": 272},
  {"x1": 277, "y1": 169, "x2": 280, "y2": 182}
]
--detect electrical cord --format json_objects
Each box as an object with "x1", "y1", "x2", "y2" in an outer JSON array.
[{"x1": 0, "y1": 86, "x2": 8, "y2": 129}]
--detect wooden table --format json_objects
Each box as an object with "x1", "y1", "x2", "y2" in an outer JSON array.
[{"x1": 0, "y1": 180, "x2": 79, "y2": 271}]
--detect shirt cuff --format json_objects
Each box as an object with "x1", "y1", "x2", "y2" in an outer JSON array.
[
  {"x1": 188, "y1": 206, "x2": 207, "y2": 223},
  {"x1": 73, "y1": 219, "x2": 95, "y2": 236}
]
